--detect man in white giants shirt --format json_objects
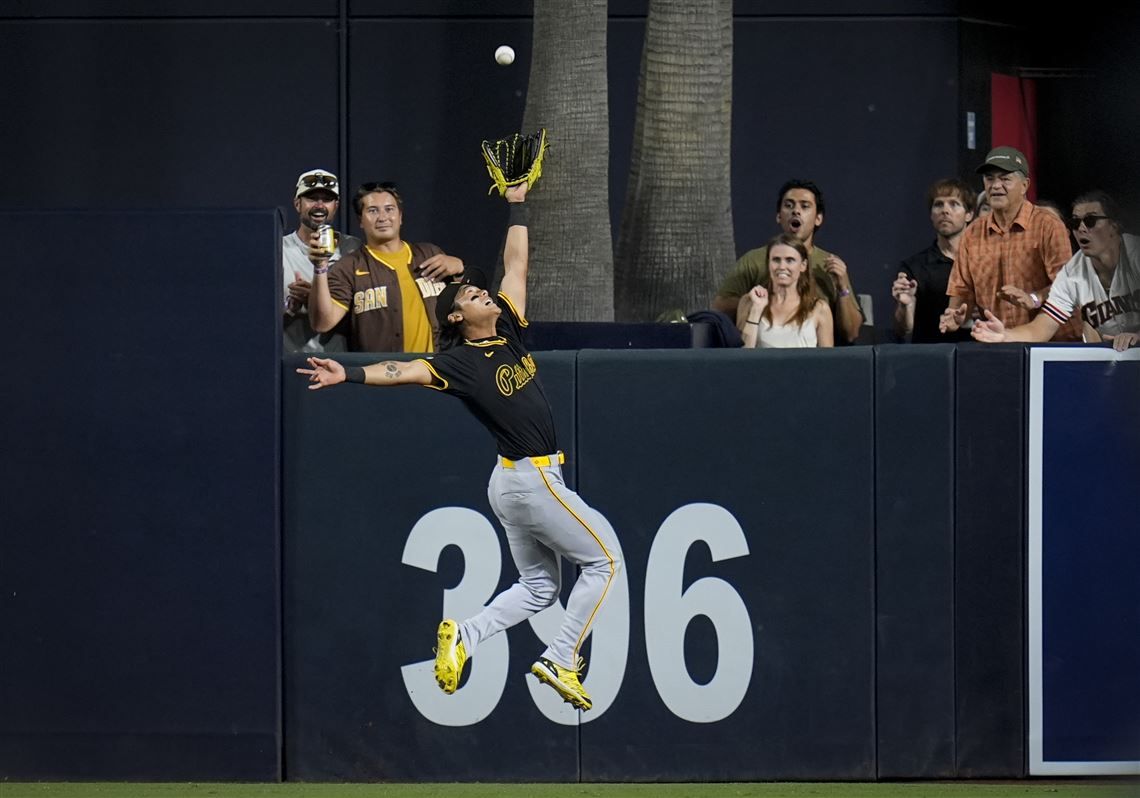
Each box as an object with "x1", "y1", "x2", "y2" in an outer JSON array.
[{"x1": 972, "y1": 190, "x2": 1140, "y2": 351}]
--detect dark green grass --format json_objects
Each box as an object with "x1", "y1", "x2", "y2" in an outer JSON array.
[{"x1": 2, "y1": 782, "x2": 1132, "y2": 798}]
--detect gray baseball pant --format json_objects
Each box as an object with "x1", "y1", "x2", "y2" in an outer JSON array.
[{"x1": 458, "y1": 454, "x2": 621, "y2": 672}]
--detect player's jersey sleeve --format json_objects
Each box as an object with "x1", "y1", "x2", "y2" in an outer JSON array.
[
  {"x1": 326, "y1": 256, "x2": 353, "y2": 309},
  {"x1": 1041, "y1": 262, "x2": 1079, "y2": 325},
  {"x1": 417, "y1": 350, "x2": 476, "y2": 395}
]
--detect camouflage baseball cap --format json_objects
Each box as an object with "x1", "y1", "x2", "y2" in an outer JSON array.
[{"x1": 975, "y1": 146, "x2": 1029, "y2": 177}]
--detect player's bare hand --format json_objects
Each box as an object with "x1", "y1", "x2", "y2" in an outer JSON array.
[
  {"x1": 997, "y1": 284, "x2": 1036, "y2": 309},
  {"x1": 970, "y1": 309, "x2": 1007, "y2": 343},
  {"x1": 418, "y1": 253, "x2": 464, "y2": 281},
  {"x1": 891, "y1": 272, "x2": 917, "y2": 306},
  {"x1": 288, "y1": 270, "x2": 312, "y2": 306},
  {"x1": 1107, "y1": 331, "x2": 1140, "y2": 352},
  {"x1": 824, "y1": 255, "x2": 851, "y2": 291},
  {"x1": 307, "y1": 230, "x2": 331, "y2": 269},
  {"x1": 939, "y1": 303, "x2": 968, "y2": 333},
  {"x1": 505, "y1": 183, "x2": 528, "y2": 203},
  {"x1": 296, "y1": 356, "x2": 345, "y2": 390}
]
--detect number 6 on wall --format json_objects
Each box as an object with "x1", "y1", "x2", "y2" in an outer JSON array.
[{"x1": 644, "y1": 503, "x2": 754, "y2": 723}]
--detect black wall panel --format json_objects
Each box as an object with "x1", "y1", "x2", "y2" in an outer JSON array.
[
  {"x1": 0, "y1": 20, "x2": 340, "y2": 213},
  {"x1": 282, "y1": 351, "x2": 580, "y2": 781},
  {"x1": 874, "y1": 345, "x2": 957, "y2": 777},
  {"x1": 954, "y1": 345, "x2": 1025, "y2": 777},
  {"x1": 576, "y1": 349, "x2": 877, "y2": 781},
  {"x1": 345, "y1": 17, "x2": 533, "y2": 275},
  {"x1": 732, "y1": 18, "x2": 958, "y2": 333},
  {"x1": 0, "y1": 210, "x2": 283, "y2": 780}
]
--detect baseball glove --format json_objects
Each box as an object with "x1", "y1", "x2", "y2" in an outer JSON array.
[{"x1": 481, "y1": 128, "x2": 548, "y2": 196}]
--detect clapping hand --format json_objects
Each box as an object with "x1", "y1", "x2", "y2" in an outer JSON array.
[
  {"x1": 891, "y1": 272, "x2": 917, "y2": 306},
  {"x1": 939, "y1": 303, "x2": 968, "y2": 333},
  {"x1": 970, "y1": 309, "x2": 1007, "y2": 343}
]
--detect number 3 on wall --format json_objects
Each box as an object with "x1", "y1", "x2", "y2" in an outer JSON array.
[{"x1": 402, "y1": 502, "x2": 753, "y2": 725}]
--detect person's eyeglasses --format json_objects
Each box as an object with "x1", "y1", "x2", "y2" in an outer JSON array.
[
  {"x1": 1067, "y1": 214, "x2": 1109, "y2": 231},
  {"x1": 301, "y1": 174, "x2": 337, "y2": 188}
]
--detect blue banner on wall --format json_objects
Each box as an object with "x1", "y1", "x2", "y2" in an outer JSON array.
[{"x1": 1028, "y1": 348, "x2": 1140, "y2": 775}]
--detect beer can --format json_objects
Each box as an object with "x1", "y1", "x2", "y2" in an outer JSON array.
[{"x1": 316, "y1": 224, "x2": 336, "y2": 256}]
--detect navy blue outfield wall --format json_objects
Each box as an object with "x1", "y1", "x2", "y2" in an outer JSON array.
[
  {"x1": 0, "y1": 211, "x2": 284, "y2": 780},
  {"x1": 0, "y1": 204, "x2": 1074, "y2": 782},
  {"x1": 280, "y1": 346, "x2": 1037, "y2": 782}
]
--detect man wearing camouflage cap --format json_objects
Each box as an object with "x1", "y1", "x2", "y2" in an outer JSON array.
[{"x1": 940, "y1": 146, "x2": 1076, "y2": 339}]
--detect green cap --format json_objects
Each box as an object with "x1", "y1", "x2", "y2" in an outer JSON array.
[{"x1": 976, "y1": 146, "x2": 1030, "y2": 177}]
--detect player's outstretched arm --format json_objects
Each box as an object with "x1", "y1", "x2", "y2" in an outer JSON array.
[
  {"x1": 499, "y1": 184, "x2": 529, "y2": 318},
  {"x1": 297, "y1": 356, "x2": 432, "y2": 390}
]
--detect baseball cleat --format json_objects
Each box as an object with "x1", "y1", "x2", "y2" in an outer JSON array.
[
  {"x1": 434, "y1": 619, "x2": 467, "y2": 694},
  {"x1": 531, "y1": 657, "x2": 592, "y2": 711}
]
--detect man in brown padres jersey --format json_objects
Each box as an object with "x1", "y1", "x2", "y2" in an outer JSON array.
[
  {"x1": 306, "y1": 181, "x2": 468, "y2": 353},
  {"x1": 298, "y1": 184, "x2": 622, "y2": 712}
]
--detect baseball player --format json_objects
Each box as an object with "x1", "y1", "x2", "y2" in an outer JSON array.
[
  {"x1": 972, "y1": 190, "x2": 1140, "y2": 350},
  {"x1": 297, "y1": 183, "x2": 621, "y2": 711}
]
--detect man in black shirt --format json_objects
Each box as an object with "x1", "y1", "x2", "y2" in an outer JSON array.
[
  {"x1": 297, "y1": 184, "x2": 621, "y2": 712},
  {"x1": 891, "y1": 178, "x2": 977, "y2": 342}
]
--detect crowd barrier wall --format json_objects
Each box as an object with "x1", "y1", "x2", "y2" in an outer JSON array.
[
  {"x1": 0, "y1": 210, "x2": 284, "y2": 780},
  {"x1": 3, "y1": 205, "x2": 1134, "y2": 780}
]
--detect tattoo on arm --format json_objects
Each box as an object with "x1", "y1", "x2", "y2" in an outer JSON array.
[{"x1": 384, "y1": 362, "x2": 400, "y2": 380}]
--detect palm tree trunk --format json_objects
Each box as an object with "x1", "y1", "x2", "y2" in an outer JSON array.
[
  {"x1": 614, "y1": 0, "x2": 735, "y2": 321},
  {"x1": 521, "y1": 0, "x2": 614, "y2": 320}
]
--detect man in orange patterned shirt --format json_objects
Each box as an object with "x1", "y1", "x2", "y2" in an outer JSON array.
[{"x1": 940, "y1": 147, "x2": 1076, "y2": 340}]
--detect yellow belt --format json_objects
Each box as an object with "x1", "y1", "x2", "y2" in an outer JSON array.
[{"x1": 500, "y1": 451, "x2": 565, "y2": 469}]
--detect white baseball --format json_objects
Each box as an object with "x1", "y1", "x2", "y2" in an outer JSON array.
[{"x1": 494, "y1": 45, "x2": 515, "y2": 66}]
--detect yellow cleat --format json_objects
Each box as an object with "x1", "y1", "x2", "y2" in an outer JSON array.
[
  {"x1": 531, "y1": 657, "x2": 592, "y2": 711},
  {"x1": 434, "y1": 619, "x2": 467, "y2": 694}
]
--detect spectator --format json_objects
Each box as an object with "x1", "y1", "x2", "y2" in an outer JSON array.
[
  {"x1": 308, "y1": 182, "x2": 467, "y2": 352},
  {"x1": 892, "y1": 179, "x2": 976, "y2": 342},
  {"x1": 283, "y1": 169, "x2": 361, "y2": 353},
  {"x1": 972, "y1": 190, "x2": 1140, "y2": 350},
  {"x1": 740, "y1": 234, "x2": 834, "y2": 348},
  {"x1": 713, "y1": 179, "x2": 863, "y2": 343},
  {"x1": 940, "y1": 147, "x2": 1077, "y2": 340}
]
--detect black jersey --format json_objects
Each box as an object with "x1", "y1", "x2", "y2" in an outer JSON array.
[{"x1": 418, "y1": 293, "x2": 558, "y2": 459}]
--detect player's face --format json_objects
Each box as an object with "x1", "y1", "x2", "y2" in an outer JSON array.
[
  {"x1": 294, "y1": 190, "x2": 338, "y2": 231},
  {"x1": 1070, "y1": 201, "x2": 1118, "y2": 262},
  {"x1": 930, "y1": 193, "x2": 973, "y2": 238},
  {"x1": 767, "y1": 244, "x2": 807, "y2": 287},
  {"x1": 358, "y1": 191, "x2": 403, "y2": 244},
  {"x1": 776, "y1": 189, "x2": 822, "y2": 243},
  {"x1": 981, "y1": 170, "x2": 1028, "y2": 213},
  {"x1": 453, "y1": 285, "x2": 501, "y2": 325}
]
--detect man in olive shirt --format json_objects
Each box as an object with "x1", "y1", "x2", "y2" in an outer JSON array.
[{"x1": 712, "y1": 179, "x2": 863, "y2": 344}]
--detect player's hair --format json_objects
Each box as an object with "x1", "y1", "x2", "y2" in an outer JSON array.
[
  {"x1": 353, "y1": 181, "x2": 403, "y2": 217},
  {"x1": 763, "y1": 234, "x2": 822, "y2": 329},
  {"x1": 1071, "y1": 190, "x2": 1123, "y2": 232},
  {"x1": 776, "y1": 179, "x2": 826, "y2": 217},
  {"x1": 438, "y1": 317, "x2": 464, "y2": 350},
  {"x1": 927, "y1": 178, "x2": 977, "y2": 213}
]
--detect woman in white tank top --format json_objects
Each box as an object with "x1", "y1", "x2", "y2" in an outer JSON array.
[{"x1": 740, "y1": 234, "x2": 834, "y2": 349}]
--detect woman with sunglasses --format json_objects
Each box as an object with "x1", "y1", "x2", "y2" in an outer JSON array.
[{"x1": 973, "y1": 190, "x2": 1140, "y2": 350}]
